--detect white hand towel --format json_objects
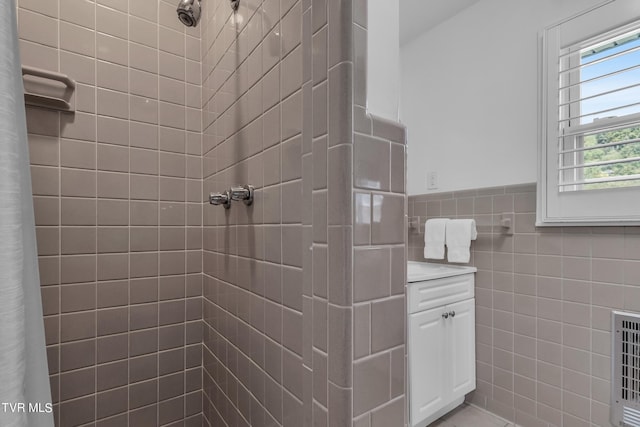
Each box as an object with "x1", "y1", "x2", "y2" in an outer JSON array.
[
  {"x1": 445, "y1": 219, "x2": 477, "y2": 263},
  {"x1": 424, "y1": 218, "x2": 450, "y2": 259}
]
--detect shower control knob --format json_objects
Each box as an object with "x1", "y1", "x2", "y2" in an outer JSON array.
[
  {"x1": 442, "y1": 312, "x2": 449, "y2": 319},
  {"x1": 230, "y1": 185, "x2": 254, "y2": 206},
  {"x1": 210, "y1": 191, "x2": 231, "y2": 209},
  {"x1": 449, "y1": 311, "x2": 456, "y2": 318}
]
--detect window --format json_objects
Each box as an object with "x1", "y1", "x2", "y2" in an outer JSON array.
[{"x1": 539, "y1": 0, "x2": 640, "y2": 225}]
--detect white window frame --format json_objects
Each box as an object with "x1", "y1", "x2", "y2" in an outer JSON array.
[{"x1": 538, "y1": 0, "x2": 640, "y2": 226}]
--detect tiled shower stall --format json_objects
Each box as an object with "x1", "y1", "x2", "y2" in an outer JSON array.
[{"x1": 17, "y1": 0, "x2": 408, "y2": 425}]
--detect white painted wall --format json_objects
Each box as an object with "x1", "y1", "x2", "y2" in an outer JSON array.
[
  {"x1": 368, "y1": 0, "x2": 400, "y2": 121},
  {"x1": 399, "y1": 0, "x2": 482, "y2": 46},
  {"x1": 401, "y1": 0, "x2": 606, "y2": 195}
]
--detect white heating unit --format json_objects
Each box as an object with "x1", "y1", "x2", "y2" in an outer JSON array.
[{"x1": 612, "y1": 311, "x2": 640, "y2": 427}]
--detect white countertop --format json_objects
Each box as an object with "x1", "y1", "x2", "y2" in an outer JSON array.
[{"x1": 408, "y1": 261, "x2": 477, "y2": 282}]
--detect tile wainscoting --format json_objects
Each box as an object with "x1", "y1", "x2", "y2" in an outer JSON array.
[{"x1": 409, "y1": 183, "x2": 640, "y2": 427}]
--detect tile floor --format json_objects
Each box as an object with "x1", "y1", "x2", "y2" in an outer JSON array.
[{"x1": 430, "y1": 404, "x2": 513, "y2": 427}]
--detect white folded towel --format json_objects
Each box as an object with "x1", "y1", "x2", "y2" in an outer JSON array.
[
  {"x1": 424, "y1": 218, "x2": 450, "y2": 260},
  {"x1": 445, "y1": 219, "x2": 477, "y2": 263}
]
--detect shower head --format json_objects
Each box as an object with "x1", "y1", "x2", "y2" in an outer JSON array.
[{"x1": 177, "y1": 0, "x2": 201, "y2": 27}]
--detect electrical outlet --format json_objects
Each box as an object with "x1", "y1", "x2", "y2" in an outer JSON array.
[{"x1": 427, "y1": 171, "x2": 438, "y2": 190}]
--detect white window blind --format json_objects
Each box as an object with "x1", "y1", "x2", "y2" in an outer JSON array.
[
  {"x1": 539, "y1": 0, "x2": 640, "y2": 225},
  {"x1": 559, "y1": 26, "x2": 640, "y2": 191}
]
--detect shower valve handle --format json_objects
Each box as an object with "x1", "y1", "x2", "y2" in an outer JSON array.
[
  {"x1": 210, "y1": 191, "x2": 231, "y2": 209},
  {"x1": 230, "y1": 185, "x2": 254, "y2": 206}
]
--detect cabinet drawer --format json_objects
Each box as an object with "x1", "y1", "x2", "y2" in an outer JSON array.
[{"x1": 408, "y1": 273, "x2": 474, "y2": 314}]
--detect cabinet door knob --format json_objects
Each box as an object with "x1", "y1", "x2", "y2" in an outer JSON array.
[
  {"x1": 442, "y1": 312, "x2": 449, "y2": 319},
  {"x1": 449, "y1": 311, "x2": 456, "y2": 318}
]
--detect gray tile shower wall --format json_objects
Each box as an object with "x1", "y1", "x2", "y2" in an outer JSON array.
[
  {"x1": 200, "y1": 0, "x2": 307, "y2": 424},
  {"x1": 19, "y1": 0, "x2": 407, "y2": 425},
  {"x1": 201, "y1": 0, "x2": 408, "y2": 425},
  {"x1": 19, "y1": 0, "x2": 204, "y2": 425},
  {"x1": 409, "y1": 183, "x2": 640, "y2": 427}
]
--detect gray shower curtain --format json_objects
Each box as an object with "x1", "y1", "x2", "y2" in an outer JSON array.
[{"x1": 0, "y1": 1, "x2": 54, "y2": 426}]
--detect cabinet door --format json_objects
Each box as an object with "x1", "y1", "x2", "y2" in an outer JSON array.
[
  {"x1": 447, "y1": 298, "x2": 476, "y2": 399},
  {"x1": 409, "y1": 307, "x2": 447, "y2": 426}
]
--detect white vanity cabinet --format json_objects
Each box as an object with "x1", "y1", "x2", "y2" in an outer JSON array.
[{"x1": 407, "y1": 262, "x2": 477, "y2": 427}]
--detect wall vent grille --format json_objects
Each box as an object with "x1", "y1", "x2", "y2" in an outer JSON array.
[{"x1": 613, "y1": 311, "x2": 640, "y2": 427}]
